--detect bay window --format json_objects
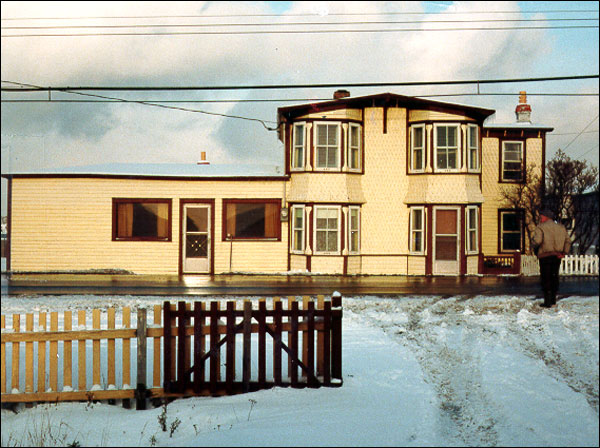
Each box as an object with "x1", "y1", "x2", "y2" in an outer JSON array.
[
  {"x1": 348, "y1": 206, "x2": 361, "y2": 254},
  {"x1": 291, "y1": 205, "x2": 305, "y2": 253},
  {"x1": 315, "y1": 122, "x2": 341, "y2": 170},
  {"x1": 410, "y1": 124, "x2": 426, "y2": 172},
  {"x1": 434, "y1": 124, "x2": 460, "y2": 171},
  {"x1": 348, "y1": 123, "x2": 362, "y2": 171},
  {"x1": 292, "y1": 122, "x2": 306, "y2": 170},
  {"x1": 467, "y1": 124, "x2": 480, "y2": 171},
  {"x1": 409, "y1": 207, "x2": 426, "y2": 254},
  {"x1": 314, "y1": 206, "x2": 341, "y2": 254}
]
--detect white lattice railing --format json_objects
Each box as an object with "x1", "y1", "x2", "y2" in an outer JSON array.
[{"x1": 521, "y1": 254, "x2": 599, "y2": 276}]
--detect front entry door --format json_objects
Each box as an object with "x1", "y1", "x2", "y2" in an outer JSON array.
[
  {"x1": 433, "y1": 207, "x2": 460, "y2": 275},
  {"x1": 183, "y1": 204, "x2": 211, "y2": 273}
]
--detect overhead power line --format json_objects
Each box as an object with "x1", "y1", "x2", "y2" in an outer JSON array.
[
  {"x1": 2, "y1": 9, "x2": 598, "y2": 21},
  {"x1": 2, "y1": 93, "x2": 599, "y2": 104},
  {"x1": 3, "y1": 24, "x2": 597, "y2": 37},
  {"x1": 3, "y1": 17, "x2": 598, "y2": 30},
  {"x1": 2, "y1": 75, "x2": 598, "y2": 93}
]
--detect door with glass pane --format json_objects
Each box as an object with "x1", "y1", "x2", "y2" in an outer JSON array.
[
  {"x1": 433, "y1": 207, "x2": 460, "y2": 275},
  {"x1": 183, "y1": 204, "x2": 211, "y2": 273}
]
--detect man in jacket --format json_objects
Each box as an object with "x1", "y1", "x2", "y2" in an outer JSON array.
[{"x1": 532, "y1": 209, "x2": 572, "y2": 307}]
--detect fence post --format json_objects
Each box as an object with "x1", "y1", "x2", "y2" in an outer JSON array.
[
  {"x1": 136, "y1": 307, "x2": 147, "y2": 410},
  {"x1": 331, "y1": 293, "x2": 343, "y2": 382}
]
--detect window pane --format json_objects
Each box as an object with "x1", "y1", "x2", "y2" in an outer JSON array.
[
  {"x1": 186, "y1": 207, "x2": 207, "y2": 232},
  {"x1": 437, "y1": 127, "x2": 447, "y2": 146},
  {"x1": 447, "y1": 126, "x2": 457, "y2": 146},
  {"x1": 469, "y1": 148, "x2": 478, "y2": 169},
  {"x1": 294, "y1": 230, "x2": 303, "y2": 251},
  {"x1": 294, "y1": 125, "x2": 304, "y2": 146},
  {"x1": 317, "y1": 125, "x2": 327, "y2": 145},
  {"x1": 502, "y1": 213, "x2": 520, "y2": 232},
  {"x1": 468, "y1": 208, "x2": 477, "y2": 230},
  {"x1": 436, "y1": 236, "x2": 457, "y2": 260},
  {"x1": 327, "y1": 125, "x2": 337, "y2": 146},
  {"x1": 226, "y1": 202, "x2": 279, "y2": 239},
  {"x1": 447, "y1": 149, "x2": 457, "y2": 169},
  {"x1": 468, "y1": 230, "x2": 477, "y2": 252},
  {"x1": 412, "y1": 231, "x2": 422, "y2": 252},
  {"x1": 503, "y1": 233, "x2": 521, "y2": 251},
  {"x1": 316, "y1": 231, "x2": 327, "y2": 252},
  {"x1": 413, "y1": 149, "x2": 423, "y2": 170},
  {"x1": 437, "y1": 150, "x2": 447, "y2": 169},
  {"x1": 116, "y1": 201, "x2": 169, "y2": 239},
  {"x1": 350, "y1": 126, "x2": 359, "y2": 147},
  {"x1": 317, "y1": 148, "x2": 327, "y2": 168},
  {"x1": 412, "y1": 209, "x2": 422, "y2": 231},
  {"x1": 413, "y1": 127, "x2": 423, "y2": 148},
  {"x1": 327, "y1": 147, "x2": 337, "y2": 167}
]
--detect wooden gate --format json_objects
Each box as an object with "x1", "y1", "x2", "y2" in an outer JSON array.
[{"x1": 163, "y1": 296, "x2": 342, "y2": 396}]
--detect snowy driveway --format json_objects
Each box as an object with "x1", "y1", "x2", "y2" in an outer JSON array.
[{"x1": 1, "y1": 294, "x2": 598, "y2": 447}]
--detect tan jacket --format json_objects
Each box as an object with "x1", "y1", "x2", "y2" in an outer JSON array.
[{"x1": 532, "y1": 220, "x2": 571, "y2": 258}]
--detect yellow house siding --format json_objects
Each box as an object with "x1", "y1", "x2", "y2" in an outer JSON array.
[
  {"x1": 10, "y1": 177, "x2": 288, "y2": 274},
  {"x1": 360, "y1": 107, "x2": 409, "y2": 260},
  {"x1": 311, "y1": 256, "x2": 344, "y2": 274},
  {"x1": 296, "y1": 108, "x2": 362, "y2": 121},
  {"x1": 409, "y1": 110, "x2": 475, "y2": 122}
]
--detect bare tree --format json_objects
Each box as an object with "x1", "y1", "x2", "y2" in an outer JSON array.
[
  {"x1": 501, "y1": 149, "x2": 599, "y2": 255},
  {"x1": 499, "y1": 164, "x2": 544, "y2": 254},
  {"x1": 545, "y1": 150, "x2": 599, "y2": 254}
]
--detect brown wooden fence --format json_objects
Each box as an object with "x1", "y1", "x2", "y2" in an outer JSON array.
[{"x1": 1, "y1": 296, "x2": 342, "y2": 409}]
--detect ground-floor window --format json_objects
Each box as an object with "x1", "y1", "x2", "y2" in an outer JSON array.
[
  {"x1": 113, "y1": 198, "x2": 171, "y2": 241},
  {"x1": 223, "y1": 199, "x2": 280, "y2": 240},
  {"x1": 466, "y1": 206, "x2": 479, "y2": 253},
  {"x1": 348, "y1": 206, "x2": 360, "y2": 254},
  {"x1": 409, "y1": 206, "x2": 426, "y2": 254},
  {"x1": 499, "y1": 210, "x2": 523, "y2": 252},
  {"x1": 291, "y1": 205, "x2": 305, "y2": 253},
  {"x1": 314, "y1": 206, "x2": 341, "y2": 254}
]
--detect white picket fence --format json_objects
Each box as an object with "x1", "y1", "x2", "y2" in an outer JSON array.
[{"x1": 521, "y1": 254, "x2": 599, "y2": 276}]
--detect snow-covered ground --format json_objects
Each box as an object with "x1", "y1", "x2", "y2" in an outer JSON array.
[{"x1": 1, "y1": 294, "x2": 598, "y2": 447}]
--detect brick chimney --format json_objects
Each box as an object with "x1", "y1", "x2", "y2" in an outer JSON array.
[
  {"x1": 333, "y1": 89, "x2": 350, "y2": 100},
  {"x1": 515, "y1": 91, "x2": 532, "y2": 123}
]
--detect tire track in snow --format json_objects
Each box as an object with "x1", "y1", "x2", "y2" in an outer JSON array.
[{"x1": 506, "y1": 310, "x2": 599, "y2": 415}]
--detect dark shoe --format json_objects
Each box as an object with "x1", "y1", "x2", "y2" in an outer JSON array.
[{"x1": 540, "y1": 303, "x2": 552, "y2": 308}]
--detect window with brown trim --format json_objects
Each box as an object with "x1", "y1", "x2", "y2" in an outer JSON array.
[
  {"x1": 499, "y1": 210, "x2": 523, "y2": 252},
  {"x1": 501, "y1": 141, "x2": 524, "y2": 182},
  {"x1": 223, "y1": 200, "x2": 281, "y2": 240},
  {"x1": 113, "y1": 199, "x2": 171, "y2": 241}
]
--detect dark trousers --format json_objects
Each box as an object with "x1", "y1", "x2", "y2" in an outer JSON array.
[{"x1": 539, "y1": 256, "x2": 562, "y2": 306}]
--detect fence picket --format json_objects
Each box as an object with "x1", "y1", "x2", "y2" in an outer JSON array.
[
  {"x1": 1, "y1": 314, "x2": 5, "y2": 394},
  {"x1": 25, "y1": 314, "x2": 34, "y2": 393},
  {"x1": 107, "y1": 308, "x2": 116, "y2": 389},
  {"x1": 12, "y1": 314, "x2": 20, "y2": 393},
  {"x1": 64, "y1": 312, "x2": 73, "y2": 391},
  {"x1": 77, "y1": 310, "x2": 86, "y2": 391},
  {"x1": 258, "y1": 299, "x2": 267, "y2": 388}
]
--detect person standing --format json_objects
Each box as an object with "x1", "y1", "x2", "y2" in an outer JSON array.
[{"x1": 532, "y1": 209, "x2": 572, "y2": 307}]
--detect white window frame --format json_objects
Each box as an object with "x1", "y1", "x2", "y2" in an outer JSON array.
[
  {"x1": 290, "y1": 205, "x2": 305, "y2": 254},
  {"x1": 410, "y1": 124, "x2": 426, "y2": 173},
  {"x1": 347, "y1": 123, "x2": 362, "y2": 172},
  {"x1": 433, "y1": 123, "x2": 461, "y2": 172},
  {"x1": 348, "y1": 206, "x2": 361, "y2": 254},
  {"x1": 313, "y1": 205, "x2": 342, "y2": 255},
  {"x1": 291, "y1": 122, "x2": 306, "y2": 171},
  {"x1": 409, "y1": 206, "x2": 426, "y2": 254},
  {"x1": 501, "y1": 140, "x2": 524, "y2": 182},
  {"x1": 314, "y1": 122, "x2": 342, "y2": 171},
  {"x1": 467, "y1": 124, "x2": 480, "y2": 172},
  {"x1": 500, "y1": 210, "x2": 522, "y2": 252},
  {"x1": 465, "y1": 206, "x2": 479, "y2": 254}
]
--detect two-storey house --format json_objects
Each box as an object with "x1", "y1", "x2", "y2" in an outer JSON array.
[{"x1": 2, "y1": 91, "x2": 552, "y2": 276}]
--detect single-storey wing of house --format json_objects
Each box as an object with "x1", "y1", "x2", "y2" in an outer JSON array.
[{"x1": 2, "y1": 91, "x2": 553, "y2": 276}]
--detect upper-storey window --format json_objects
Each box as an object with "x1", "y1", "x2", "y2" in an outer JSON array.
[
  {"x1": 315, "y1": 122, "x2": 341, "y2": 171},
  {"x1": 410, "y1": 124, "x2": 426, "y2": 172},
  {"x1": 502, "y1": 141, "x2": 524, "y2": 182},
  {"x1": 291, "y1": 122, "x2": 306, "y2": 170},
  {"x1": 434, "y1": 124, "x2": 460, "y2": 172},
  {"x1": 467, "y1": 124, "x2": 480, "y2": 171},
  {"x1": 348, "y1": 123, "x2": 362, "y2": 171}
]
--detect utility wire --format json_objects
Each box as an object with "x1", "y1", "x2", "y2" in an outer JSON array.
[
  {"x1": 2, "y1": 9, "x2": 598, "y2": 21},
  {"x1": 3, "y1": 17, "x2": 598, "y2": 30},
  {"x1": 1, "y1": 80, "x2": 279, "y2": 130},
  {"x1": 562, "y1": 114, "x2": 599, "y2": 151},
  {"x1": 2, "y1": 93, "x2": 599, "y2": 103},
  {"x1": 3, "y1": 75, "x2": 598, "y2": 93},
  {"x1": 3, "y1": 24, "x2": 598, "y2": 37}
]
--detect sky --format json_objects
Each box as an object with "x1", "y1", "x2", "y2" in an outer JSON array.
[{"x1": 1, "y1": 1, "x2": 599, "y2": 216}]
